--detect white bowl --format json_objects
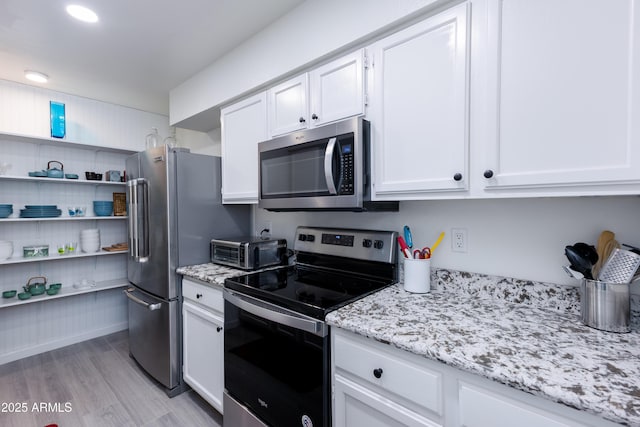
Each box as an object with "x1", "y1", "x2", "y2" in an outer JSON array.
[{"x1": 81, "y1": 244, "x2": 100, "y2": 253}]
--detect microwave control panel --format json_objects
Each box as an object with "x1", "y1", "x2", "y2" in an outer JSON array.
[{"x1": 338, "y1": 142, "x2": 354, "y2": 195}]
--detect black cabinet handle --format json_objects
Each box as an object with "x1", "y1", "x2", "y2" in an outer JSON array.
[
  {"x1": 373, "y1": 368, "x2": 383, "y2": 378},
  {"x1": 216, "y1": 326, "x2": 223, "y2": 332},
  {"x1": 453, "y1": 173, "x2": 462, "y2": 181},
  {"x1": 299, "y1": 117, "x2": 306, "y2": 123},
  {"x1": 483, "y1": 170, "x2": 494, "y2": 179},
  {"x1": 196, "y1": 293, "x2": 202, "y2": 299},
  {"x1": 311, "y1": 113, "x2": 318, "y2": 120}
]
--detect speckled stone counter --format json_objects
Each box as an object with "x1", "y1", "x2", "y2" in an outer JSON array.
[
  {"x1": 326, "y1": 269, "x2": 640, "y2": 427},
  {"x1": 177, "y1": 263, "x2": 248, "y2": 287}
]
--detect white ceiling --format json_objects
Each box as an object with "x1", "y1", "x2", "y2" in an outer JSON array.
[{"x1": 0, "y1": 0, "x2": 304, "y2": 116}]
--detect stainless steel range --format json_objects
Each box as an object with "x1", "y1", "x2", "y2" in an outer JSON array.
[{"x1": 223, "y1": 226, "x2": 398, "y2": 427}]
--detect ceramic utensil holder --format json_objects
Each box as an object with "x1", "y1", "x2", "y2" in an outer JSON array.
[{"x1": 404, "y1": 258, "x2": 431, "y2": 293}]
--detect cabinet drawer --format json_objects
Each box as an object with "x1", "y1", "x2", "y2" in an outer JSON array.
[
  {"x1": 182, "y1": 278, "x2": 223, "y2": 313},
  {"x1": 459, "y1": 383, "x2": 579, "y2": 427},
  {"x1": 334, "y1": 332, "x2": 443, "y2": 415}
]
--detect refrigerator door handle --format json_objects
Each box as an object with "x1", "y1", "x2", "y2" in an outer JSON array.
[
  {"x1": 124, "y1": 288, "x2": 162, "y2": 311},
  {"x1": 127, "y1": 178, "x2": 149, "y2": 262}
]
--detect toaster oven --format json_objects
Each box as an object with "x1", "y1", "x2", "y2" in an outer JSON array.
[{"x1": 210, "y1": 237, "x2": 287, "y2": 270}]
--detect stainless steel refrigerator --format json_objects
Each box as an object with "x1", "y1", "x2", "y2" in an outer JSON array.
[{"x1": 124, "y1": 145, "x2": 249, "y2": 397}]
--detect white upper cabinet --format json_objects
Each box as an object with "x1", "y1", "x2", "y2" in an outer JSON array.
[
  {"x1": 477, "y1": 0, "x2": 640, "y2": 195},
  {"x1": 268, "y1": 74, "x2": 309, "y2": 137},
  {"x1": 369, "y1": 3, "x2": 470, "y2": 200},
  {"x1": 309, "y1": 50, "x2": 365, "y2": 127},
  {"x1": 220, "y1": 92, "x2": 267, "y2": 204},
  {"x1": 267, "y1": 50, "x2": 365, "y2": 137}
]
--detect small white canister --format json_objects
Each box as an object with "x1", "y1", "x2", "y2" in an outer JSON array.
[{"x1": 403, "y1": 258, "x2": 431, "y2": 293}]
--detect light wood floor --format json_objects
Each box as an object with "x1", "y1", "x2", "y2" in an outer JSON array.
[{"x1": 0, "y1": 331, "x2": 223, "y2": 427}]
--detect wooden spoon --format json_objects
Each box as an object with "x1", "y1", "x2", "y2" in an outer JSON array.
[{"x1": 592, "y1": 230, "x2": 617, "y2": 279}]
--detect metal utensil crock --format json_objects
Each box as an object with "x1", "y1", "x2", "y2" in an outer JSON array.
[{"x1": 580, "y1": 279, "x2": 630, "y2": 333}]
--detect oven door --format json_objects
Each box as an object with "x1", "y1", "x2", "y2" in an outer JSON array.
[{"x1": 223, "y1": 289, "x2": 329, "y2": 427}]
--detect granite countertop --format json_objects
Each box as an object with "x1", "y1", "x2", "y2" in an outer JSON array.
[
  {"x1": 326, "y1": 269, "x2": 640, "y2": 427},
  {"x1": 177, "y1": 263, "x2": 249, "y2": 287}
]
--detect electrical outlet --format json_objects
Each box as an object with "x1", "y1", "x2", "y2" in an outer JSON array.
[
  {"x1": 257, "y1": 221, "x2": 272, "y2": 238},
  {"x1": 451, "y1": 228, "x2": 467, "y2": 253}
]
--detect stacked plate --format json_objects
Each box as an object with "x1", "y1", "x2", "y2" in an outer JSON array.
[
  {"x1": 0, "y1": 240, "x2": 13, "y2": 260},
  {"x1": 20, "y1": 205, "x2": 61, "y2": 218},
  {"x1": 0, "y1": 204, "x2": 12, "y2": 218},
  {"x1": 80, "y1": 229, "x2": 100, "y2": 253}
]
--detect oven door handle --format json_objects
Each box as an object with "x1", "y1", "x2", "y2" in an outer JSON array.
[{"x1": 223, "y1": 289, "x2": 327, "y2": 337}]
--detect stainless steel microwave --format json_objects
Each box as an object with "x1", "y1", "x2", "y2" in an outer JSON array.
[{"x1": 258, "y1": 117, "x2": 398, "y2": 211}]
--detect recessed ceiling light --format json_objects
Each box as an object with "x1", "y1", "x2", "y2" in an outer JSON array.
[
  {"x1": 24, "y1": 70, "x2": 49, "y2": 83},
  {"x1": 66, "y1": 5, "x2": 99, "y2": 23}
]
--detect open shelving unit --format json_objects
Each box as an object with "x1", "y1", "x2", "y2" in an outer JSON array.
[{"x1": 0, "y1": 278, "x2": 129, "y2": 309}]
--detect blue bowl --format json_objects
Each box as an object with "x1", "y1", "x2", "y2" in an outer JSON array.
[{"x1": 93, "y1": 201, "x2": 113, "y2": 216}]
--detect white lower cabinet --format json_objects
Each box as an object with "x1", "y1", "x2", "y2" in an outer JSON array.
[
  {"x1": 333, "y1": 329, "x2": 444, "y2": 427},
  {"x1": 458, "y1": 383, "x2": 578, "y2": 427},
  {"x1": 182, "y1": 278, "x2": 224, "y2": 414},
  {"x1": 332, "y1": 329, "x2": 622, "y2": 427}
]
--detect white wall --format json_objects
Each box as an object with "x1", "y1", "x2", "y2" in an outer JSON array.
[
  {"x1": 170, "y1": 0, "x2": 445, "y2": 128},
  {"x1": 0, "y1": 79, "x2": 168, "y2": 152},
  {"x1": 255, "y1": 196, "x2": 640, "y2": 292}
]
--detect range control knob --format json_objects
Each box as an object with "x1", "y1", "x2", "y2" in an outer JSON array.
[
  {"x1": 362, "y1": 239, "x2": 372, "y2": 248},
  {"x1": 373, "y1": 240, "x2": 384, "y2": 249},
  {"x1": 306, "y1": 234, "x2": 315, "y2": 242},
  {"x1": 298, "y1": 234, "x2": 307, "y2": 241}
]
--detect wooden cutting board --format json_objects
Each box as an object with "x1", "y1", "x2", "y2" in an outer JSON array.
[{"x1": 102, "y1": 242, "x2": 128, "y2": 252}]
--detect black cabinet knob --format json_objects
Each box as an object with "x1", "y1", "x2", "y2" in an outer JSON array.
[
  {"x1": 453, "y1": 173, "x2": 462, "y2": 181},
  {"x1": 311, "y1": 113, "x2": 318, "y2": 120},
  {"x1": 299, "y1": 117, "x2": 306, "y2": 123},
  {"x1": 373, "y1": 368, "x2": 383, "y2": 378},
  {"x1": 216, "y1": 326, "x2": 223, "y2": 332},
  {"x1": 483, "y1": 170, "x2": 494, "y2": 179},
  {"x1": 196, "y1": 293, "x2": 202, "y2": 299}
]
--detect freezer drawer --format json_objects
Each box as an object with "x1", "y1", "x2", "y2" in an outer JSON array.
[{"x1": 126, "y1": 286, "x2": 180, "y2": 390}]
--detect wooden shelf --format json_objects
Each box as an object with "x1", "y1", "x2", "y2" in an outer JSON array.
[
  {"x1": 0, "y1": 249, "x2": 127, "y2": 266},
  {"x1": 0, "y1": 131, "x2": 137, "y2": 155},
  {"x1": 0, "y1": 175, "x2": 126, "y2": 186},
  {"x1": 0, "y1": 278, "x2": 129, "y2": 309}
]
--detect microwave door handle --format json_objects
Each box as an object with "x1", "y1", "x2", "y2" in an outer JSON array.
[{"x1": 323, "y1": 137, "x2": 338, "y2": 195}]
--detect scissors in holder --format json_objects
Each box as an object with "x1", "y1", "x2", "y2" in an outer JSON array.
[{"x1": 413, "y1": 247, "x2": 431, "y2": 259}]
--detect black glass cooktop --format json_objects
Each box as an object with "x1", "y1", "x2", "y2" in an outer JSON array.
[{"x1": 224, "y1": 265, "x2": 394, "y2": 320}]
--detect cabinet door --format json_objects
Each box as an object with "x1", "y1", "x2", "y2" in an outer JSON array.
[
  {"x1": 183, "y1": 300, "x2": 224, "y2": 414},
  {"x1": 309, "y1": 50, "x2": 365, "y2": 127},
  {"x1": 220, "y1": 92, "x2": 267, "y2": 204},
  {"x1": 480, "y1": 0, "x2": 640, "y2": 192},
  {"x1": 267, "y1": 74, "x2": 309, "y2": 137},
  {"x1": 334, "y1": 375, "x2": 441, "y2": 427},
  {"x1": 369, "y1": 3, "x2": 470, "y2": 199}
]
